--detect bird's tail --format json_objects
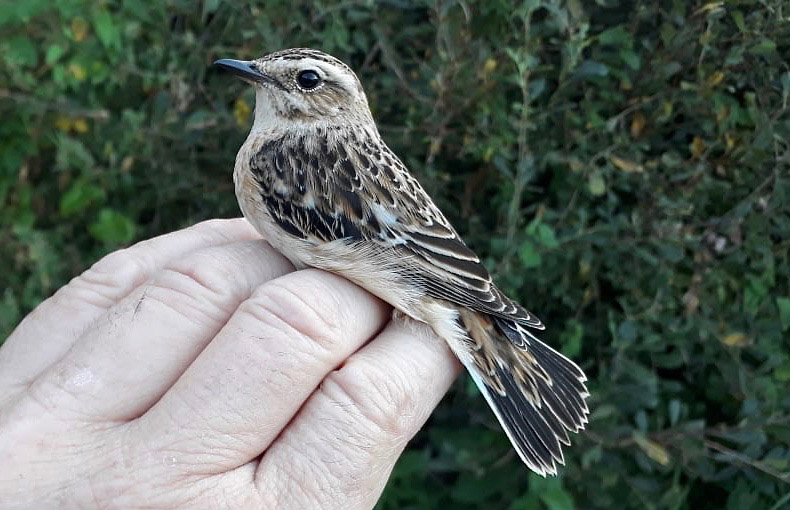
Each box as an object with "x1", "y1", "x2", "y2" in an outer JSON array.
[{"x1": 457, "y1": 309, "x2": 589, "y2": 475}]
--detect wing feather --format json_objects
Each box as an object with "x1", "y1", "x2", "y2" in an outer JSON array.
[{"x1": 250, "y1": 130, "x2": 544, "y2": 328}]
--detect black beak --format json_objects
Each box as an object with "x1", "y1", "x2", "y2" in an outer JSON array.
[
  {"x1": 213, "y1": 59, "x2": 267, "y2": 82},
  {"x1": 213, "y1": 58, "x2": 288, "y2": 91}
]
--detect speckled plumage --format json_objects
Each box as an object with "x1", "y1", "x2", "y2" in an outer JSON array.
[{"x1": 217, "y1": 48, "x2": 589, "y2": 475}]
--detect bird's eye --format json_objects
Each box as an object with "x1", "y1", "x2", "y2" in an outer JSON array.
[{"x1": 297, "y1": 70, "x2": 321, "y2": 90}]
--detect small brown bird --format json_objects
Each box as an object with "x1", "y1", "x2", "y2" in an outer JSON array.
[{"x1": 214, "y1": 48, "x2": 589, "y2": 475}]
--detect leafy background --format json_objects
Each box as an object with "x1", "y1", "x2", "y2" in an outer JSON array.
[{"x1": 1, "y1": 0, "x2": 789, "y2": 508}]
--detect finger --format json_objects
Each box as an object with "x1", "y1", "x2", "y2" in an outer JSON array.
[
  {"x1": 18, "y1": 239, "x2": 292, "y2": 422},
  {"x1": 254, "y1": 319, "x2": 461, "y2": 510},
  {"x1": 0, "y1": 218, "x2": 261, "y2": 400},
  {"x1": 134, "y1": 269, "x2": 391, "y2": 471}
]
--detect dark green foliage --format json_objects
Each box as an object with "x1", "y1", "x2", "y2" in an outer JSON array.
[{"x1": 1, "y1": 0, "x2": 788, "y2": 507}]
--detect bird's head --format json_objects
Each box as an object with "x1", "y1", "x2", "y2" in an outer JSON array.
[{"x1": 214, "y1": 48, "x2": 374, "y2": 133}]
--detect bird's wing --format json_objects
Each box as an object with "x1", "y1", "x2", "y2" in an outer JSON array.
[
  {"x1": 360, "y1": 164, "x2": 545, "y2": 329},
  {"x1": 250, "y1": 131, "x2": 543, "y2": 328}
]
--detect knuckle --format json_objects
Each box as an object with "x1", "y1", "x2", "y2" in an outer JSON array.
[
  {"x1": 84, "y1": 429, "x2": 200, "y2": 509},
  {"x1": 144, "y1": 400, "x2": 254, "y2": 475},
  {"x1": 89, "y1": 246, "x2": 147, "y2": 277},
  {"x1": 140, "y1": 256, "x2": 238, "y2": 325},
  {"x1": 189, "y1": 217, "x2": 236, "y2": 235},
  {"x1": 23, "y1": 361, "x2": 100, "y2": 419},
  {"x1": 324, "y1": 358, "x2": 417, "y2": 444},
  {"x1": 260, "y1": 441, "x2": 383, "y2": 510},
  {"x1": 259, "y1": 449, "x2": 329, "y2": 509},
  {"x1": 241, "y1": 280, "x2": 344, "y2": 354},
  {"x1": 190, "y1": 218, "x2": 228, "y2": 231},
  {"x1": 56, "y1": 249, "x2": 149, "y2": 308},
  {"x1": 165, "y1": 251, "x2": 237, "y2": 297},
  {"x1": 188, "y1": 217, "x2": 258, "y2": 244}
]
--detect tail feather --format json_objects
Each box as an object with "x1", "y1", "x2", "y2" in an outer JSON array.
[
  {"x1": 457, "y1": 309, "x2": 590, "y2": 476},
  {"x1": 534, "y1": 376, "x2": 581, "y2": 440},
  {"x1": 467, "y1": 366, "x2": 563, "y2": 474},
  {"x1": 529, "y1": 340, "x2": 589, "y2": 429},
  {"x1": 495, "y1": 364, "x2": 567, "y2": 464}
]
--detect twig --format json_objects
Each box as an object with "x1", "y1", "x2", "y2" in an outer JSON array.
[
  {"x1": 0, "y1": 89, "x2": 110, "y2": 120},
  {"x1": 768, "y1": 491, "x2": 790, "y2": 510},
  {"x1": 704, "y1": 438, "x2": 790, "y2": 485},
  {"x1": 498, "y1": 9, "x2": 536, "y2": 274},
  {"x1": 586, "y1": 416, "x2": 790, "y2": 485},
  {"x1": 371, "y1": 25, "x2": 432, "y2": 105}
]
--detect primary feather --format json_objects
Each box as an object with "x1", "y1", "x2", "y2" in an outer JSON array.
[{"x1": 222, "y1": 47, "x2": 590, "y2": 474}]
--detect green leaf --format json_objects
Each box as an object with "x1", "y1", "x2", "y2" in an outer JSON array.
[
  {"x1": 774, "y1": 362, "x2": 790, "y2": 382},
  {"x1": 203, "y1": 0, "x2": 221, "y2": 18},
  {"x1": 537, "y1": 224, "x2": 559, "y2": 248},
  {"x1": 620, "y1": 49, "x2": 641, "y2": 70},
  {"x1": 587, "y1": 171, "x2": 606, "y2": 196},
  {"x1": 777, "y1": 297, "x2": 790, "y2": 331},
  {"x1": 669, "y1": 399, "x2": 681, "y2": 426},
  {"x1": 5, "y1": 36, "x2": 38, "y2": 67},
  {"x1": 451, "y1": 470, "x2": 510, "y2": 503},
  {"x1": 55, "y1": 135, "x2": 94, "y2": 171},
  {"x1": 519, "y1": 241, "x2": 542, "y2": 268},
  {"x1": 526, "y1": 221, "x2": 559, "y2": 248},
  {"x1": 561, "y1": 319, "x2": 583, "y2": 357},
  {"x1": 45, "y1": 44, "x2": 65, "y2": 65},
  {"x1": 89, "y1": 208, "x2": 136, "y2": 244},
  {"x1": 660, "y1": 61, "x2": 682, "y2": 79},
  {"x1": 92, "y1": 9, "x2": 119, "y2": 49},
  {"x1": 0, "y1": 288, "x2": 21, "y2": 337},
  {"x1": 749, "y1": 38, "x2": 776, "y2": 56},
  {"x1": 617, "y1": 320, "x2": 637, "y2": 343},
  {"x1": 0, "y1": 0, "x2": 48, "y2": 25},
  {"x1": 390, "y1": 450, "x2": 428, "y2": 478},
  {"x1": 529, "y1": 475, "x2": 576, "y2": 510},
  {"x1": 59, "y1": 182, "x2": 106, "y2": 217},
  {"x1": 730, "y1": 10, "x2": 746, "y2": 32},
  {"x1": 598, "y1": 26, "x2": 631, "y2": 46},
  {"x1": 726, "y1": 479, "x2": 761, "y2": 510},
  {"x1": 657, "y1": 242, "x2": 684, "y2": 263},
  {"x1": 540, "y1": 489, "x2": 575, "y2": 510},
  {"x1": 573, "y1": 60, "x2": 609, "y2": 80}
]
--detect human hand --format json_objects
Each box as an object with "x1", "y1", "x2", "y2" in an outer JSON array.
[{"x1": 0, "y1": 218, "x2": 461, "y2": 509}]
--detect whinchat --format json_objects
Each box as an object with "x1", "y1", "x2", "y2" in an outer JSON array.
[{"x1": 214, "y1": 48, "x2": 589, "y2": 475}]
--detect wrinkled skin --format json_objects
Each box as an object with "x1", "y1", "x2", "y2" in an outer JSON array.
[{"x1": 0, "y1": 218, "x2": 460, "y2": 510}]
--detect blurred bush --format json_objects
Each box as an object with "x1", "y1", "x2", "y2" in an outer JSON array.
[{"x1": 1, "y1": 0, "x2": 788, "y2": 508}]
